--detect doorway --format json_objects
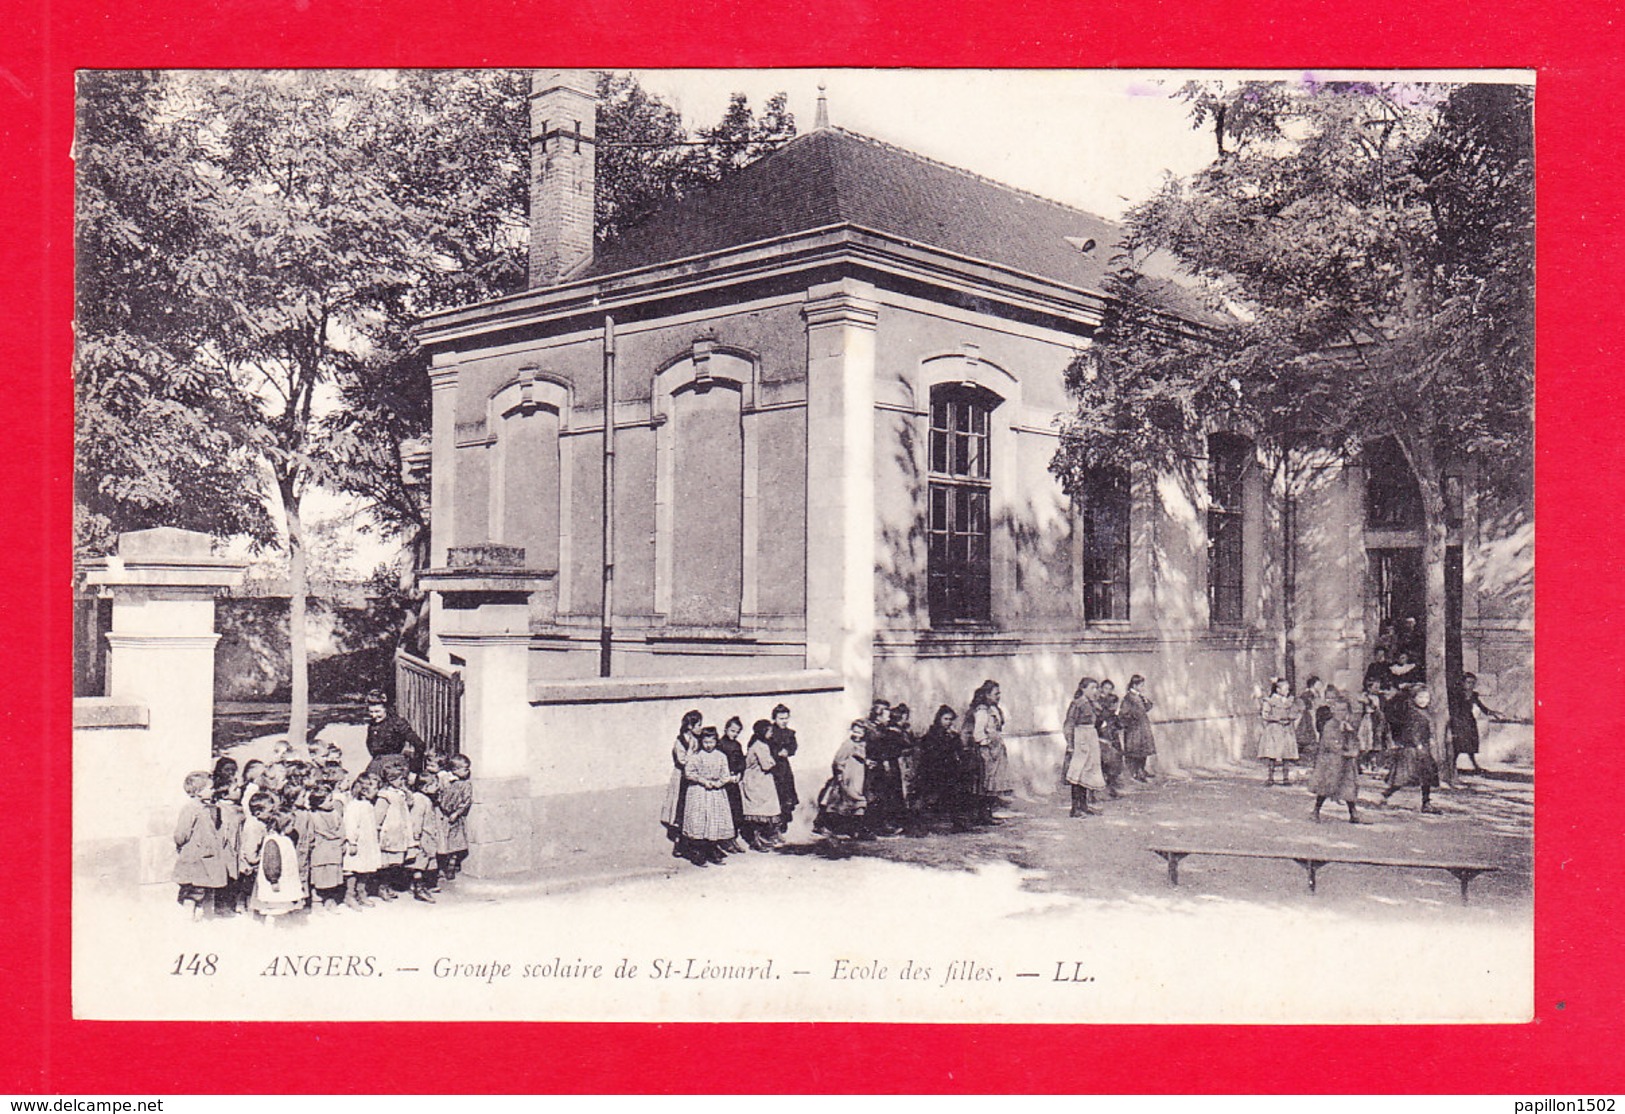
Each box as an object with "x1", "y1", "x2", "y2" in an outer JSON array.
[{"x1": 1368, "y1": 546, "x2": 1465, "y2": 679}]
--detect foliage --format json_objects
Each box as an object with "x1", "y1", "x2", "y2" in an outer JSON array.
[
  {"x1": 595, "y1": 74, "x2": 796, "y2": 242},
  {"x1": 1052, "y1": 79, "x2": 1533, "y2": 761},
  {"x1": 73, "y1": 71, "x2": 274, "y2": 558},
  {"x1": 1054, "y1": 80, "x2": 1532, "y2": 489}
]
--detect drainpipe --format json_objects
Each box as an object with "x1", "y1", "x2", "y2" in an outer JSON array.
[{"x1": 599, "y1": 315, "x2": 616, "y2": 677}]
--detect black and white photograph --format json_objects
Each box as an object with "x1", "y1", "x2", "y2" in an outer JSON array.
[{"x1": 70, "y1": 68, "x2": 1534, "y2": 1023}]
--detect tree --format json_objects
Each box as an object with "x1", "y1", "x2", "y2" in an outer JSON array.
[
  {"x1": 77, "y1": 69, "x2": 798, "y2": 745},
  {"x1": 1052, "y1": 80, "x2": 1534, "y2": 769},
  {"x1": 594, "y1": 73, "x2": 796, "y2": 242},
  {"x1": 74, "y1": 70, "x2": 275, "y2": 560}
]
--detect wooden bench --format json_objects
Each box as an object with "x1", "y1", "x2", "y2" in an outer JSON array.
[{"x1": 1149, "y1": 845, "x2": 1500, "y2": 905}]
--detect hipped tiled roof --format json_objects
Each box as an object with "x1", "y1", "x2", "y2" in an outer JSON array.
[{"x1": 583, "y1": 127, "x2": 1123, "y2": 295}]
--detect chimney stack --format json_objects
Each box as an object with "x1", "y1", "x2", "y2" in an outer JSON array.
[{"x1": 529, "y1": 70, "x2": 597, "y2": 287}]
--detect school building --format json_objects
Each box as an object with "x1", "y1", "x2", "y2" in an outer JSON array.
[{"x1": 415, "y1": 72, "x2": 1533, "y2": 875}]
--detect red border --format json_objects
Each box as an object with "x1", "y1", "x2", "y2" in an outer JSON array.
[{"x1": 6, "y1": 0, "x2": 1622, "y2": 1094}]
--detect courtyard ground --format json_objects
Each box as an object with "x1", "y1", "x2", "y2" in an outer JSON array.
[{"x1": 75, "y1": 740, "x2": 1533, "y2": 1025}]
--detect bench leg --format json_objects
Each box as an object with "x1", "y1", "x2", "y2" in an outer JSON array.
[
  {"x1": 1154, "y1": 851, "x2": 1188, "y2": 886},
  {"x1": 1449, "y1": 868, "x2": 1485, "y2": 905},
  {"x1": 1293, "y1": 859, "x2": 1326, "y2": 894}
]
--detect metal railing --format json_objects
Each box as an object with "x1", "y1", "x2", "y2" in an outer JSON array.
[{"x1": 394, "y1": 649, "x2": 463, "y2": 760}]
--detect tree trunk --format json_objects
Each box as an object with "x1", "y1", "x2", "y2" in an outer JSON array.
[
  {"x1": 1420, "y1": 496, "x2": 1452, "y2": 784},
  {"x1": 282, "y1": 479, "x2": 310, "y2": 754},
  {"x1": 1402, "y1": 443, "x2": 1454, "y2": 785},
  {"x1": 1282, "y1": 488, "x2": 1298, "y2": 689}
]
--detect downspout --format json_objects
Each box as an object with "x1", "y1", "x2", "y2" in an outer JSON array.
[{"x1": 599, "y1": 314, "x2": 616, "y2": 677}]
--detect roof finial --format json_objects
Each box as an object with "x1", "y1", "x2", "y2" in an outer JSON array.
[{"x1": 815, "y1": 82, "x2": 829, "y2": 129}]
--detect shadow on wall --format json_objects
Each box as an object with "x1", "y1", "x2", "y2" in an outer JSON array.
[{"x1": 872, "y1": 414, "x2": 1268, "y2": 795}]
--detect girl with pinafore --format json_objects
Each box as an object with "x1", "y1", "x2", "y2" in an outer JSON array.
[
  {"x1": 342, "y1": 771, "x2": 383, "y2": 910},
  {"x1": 1062, "y1": 678, "x2": 1105, "y2": 817},
  {"x1": 964, "y1": 680, "x2": 1013, "y2": 824},
  {"x1": 1257, "y1": 678, "x2": 1300, "y2": 786},
  {"x1": 1357, "y1": 674, "x2": 1392, "y2": 773},
  {"x1": 1119, "y1": 674, "x2": 1158, "y2": 781},
  {"x1": 680, "y1": 727, "x2": 739, "y2": 866},
  {"x1": 1309, "y1": 688, "x2": 1364, "y2": 823},
  {"x1": 660, "y1": 710, "x2": 703, "y2": 860},
  {"x1": 250, "y1": 804, "x2": 305, "y2": 925},
  {"x1": 1295, "y1": 675, "x2": 1327, "y2": 762},
  {"x1": 739, "y1": 719, "x2": 782, "y2": 851}
]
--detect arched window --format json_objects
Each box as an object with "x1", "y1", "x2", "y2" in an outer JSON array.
[
  {"x1": 928, "y1": 384, "x2": 997, "y2": 625},
  {"x1": 1208, "y1": 432, "x2": 1250, "y2": 626},
  {"x1": 1365, "y1": 436, "x2": 1424, "y2": 529},
  {"x1": 1080, "y1": 465, "x2": 1131, "y2": 622}
]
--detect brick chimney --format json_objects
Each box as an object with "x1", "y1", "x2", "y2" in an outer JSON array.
[{"x1": 528, "y1": 70, "x2": 597, "y2": 286}]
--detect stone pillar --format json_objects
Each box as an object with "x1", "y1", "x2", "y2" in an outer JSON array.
[
  {"x1": 420, "y1": 544, "x2": 554, "y2": 877},
  {"x1": 803, "y1": 280, "x2": 880, "y2": 723},
  {"x1": 78, "y1": 528, "x2": 245, "y2": 891}
]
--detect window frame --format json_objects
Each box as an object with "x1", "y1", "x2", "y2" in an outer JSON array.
[
  {"x1": 1207, "y1": 432, "x2": 1249, "y2": 627},
  {"x1": 1079, "y1": 465, "x2": 1132, "y2": 624},
  {"x1": 926, "y1": 385, "x2": 998, "y2": 627}
]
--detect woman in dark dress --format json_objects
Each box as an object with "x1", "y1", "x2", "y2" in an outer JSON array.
[
  {"x1": 914, "y1": 704, "x2": 969, "y2": 829},
  {"x1": 767, "y1": 703, "x2": 799, "y2": 835}
]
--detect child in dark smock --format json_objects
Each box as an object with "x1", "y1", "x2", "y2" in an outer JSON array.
[
  {"x1": 681, "y1": 727, "x2": 739, "y2": 866},
  {"x1": 173, "y1": 771, "x2": 227, "y2": 921},
  {"x1": 308, "y1": 786, "x2": 346, "y2": 911},
  {"x1": 438, "y1": 755, "x2": 473, "y2": 881},
  {"x1": 767, "y1": 704, "x2": 799, "y2": 835}
]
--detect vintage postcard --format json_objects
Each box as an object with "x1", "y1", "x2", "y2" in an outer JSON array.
[{"x1": 70, "y1": 67, "x2": 1534, "y2": 1024}]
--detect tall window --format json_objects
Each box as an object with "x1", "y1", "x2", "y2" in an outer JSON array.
[
  {"x1": 927, "y1": 385, "x2": 996, "y2": 625},
  {"x1": 1365, "y1": 437, "x2": 1424, "y2": 529},
  {"x1": 1080, "y1": 466, "x2": 1131, "y2": 622},
  {"x1": 1208, "y1": 433, "x2": 1249, "y2": 626}
]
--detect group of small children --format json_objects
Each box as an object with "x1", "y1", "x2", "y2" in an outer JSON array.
[
  {"x1": 660, "y1": 704, "x2": 801, "y2": 867},
  {"x1": 173, "y1": 744, "x2": 474, "y2": 924}
]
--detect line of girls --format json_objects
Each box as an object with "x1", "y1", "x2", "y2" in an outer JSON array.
[
  {"x1": 812, "y1": 679, "x2": 1027, "y2": 840},
  {"x1": 660, "y1": 704, "x2": 801, "y2": 867},
  {"x1": 172, "y1": 748, "x2": 473, "y2": 923},
  {"x1": 1059, "y1": 675, "x2": 1158, "y2": 818},
  {"x1": 1257, "y1": 673, "x2": 1450, "y2": 816}
]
